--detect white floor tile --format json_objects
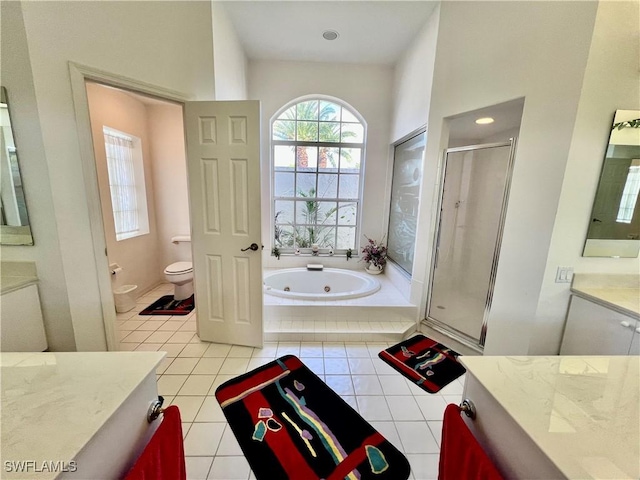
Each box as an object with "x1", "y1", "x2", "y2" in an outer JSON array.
[
  {"x1": 252, "y1": 343, "x2": 278, "y2": 357},
  {"x1": 134, "y1": 343, "x2": 162, "y2": 352},
  {"x1": 228, "y1": 345, "x2": 254, "y2": 357},
  {"x1": 352, "y1": 375, "x2": 384, "y2": 395},
  {"x1": 207, "y1": 456, "x2": 250, "y2": 480},
  {"x1": 356, "y1": 396, "x2": 392, "y2": 421},
  {"x1": 168, "y1": 332, "x2": 196, "y2": 343},
  {"x1": 379, "y1": 375, "x2": 413, "y2": 395},
  {"x1": 183, "y1": 422, "x2": 225, "y2": 456},
  {"x1": 185, "y1": 457, "x2": 213, "y2": 480},
  {"x1": 120, "y1": 320, "x2": 145, "y2": 331},
  {"x1": 345, "y1": 343, "x2": 371, "y2": 358},
  {"x1": 192, "y1": 358, "x2": 225, "y2": 375},
  {"x1": 121, "y1": 330, "x2": 152, "y2": 343},
  {"x1": 216, "y1": 425, "x2": 244, "y2": 456},
  {"x1": 218, "y1": 358, "x2": 249, "y2": 375},
  {"x1": 415, "y1": 395, "x2": 448, "y2": 421},
  {"x1": 159, "y1": 343, "x2": 188, "y2": 358},
  {"x1": 203, "y1": 343, "x2": 232, "y2": 358},
  {"x1": 246, "y1": 357, "x2": 274, "y2": 371},
  {"x1": 300, "y1": 357, "x2": 324, "y2": 375},
  {"x1": 157, "y1": 375, "x2": 188, "y2": 396},
  {"x1": 156, "y1": 357, "x2": 173, "y2": 375},
  {"x1": 299, "y1": 342, "x2": 324, "y2": 357},
  {"x1": 323, "y1": 343, "x2": 347, "y2": 357},
  {"x1": 370, "y1": 421, "x2": 403, "y2": 452},
  {"x1": 137, "y1": 320, "x2": 166, "y2": 331},
  {"x1": 170, "y1": 396, "x2": 206, "y2": 422},
  {"x1": 118, "y1": 342, "x2": 140, "y2": 351},
  {"x1": 179, "y1": 344, "x2": 209, "y2": 358},
  {"x1": 386, "y1": 396, "x2": 423, "y2": 421},
  {"x1": 194, "y1": 396, "x2": 226, "y2": 423},
  {"x1": 427, "y1": 421, "x2": 443, "y2": 447},
  {"x1": 146, "y1": 331, "x2": 174, "y2": 344},
  {"x1": 395, "y1": 421, "x2": 440, "y2": 454},
  {"x1": 406, "y1": 454, "x2": 440, "y2": 480},
  {"x1": 165, "y1": 358, "x2": 199, "y2": 375},
  {"x1": 323, "y1": 358, "x2": 350, "y2": 375},
  {"x1": 276, "y1": 342, "x2": 300, "y2": 356},
  {"x1": 347, "y1": 357, "x2": 377, "y2": 374},
  {"x1": 179, "y1": 322, "x2": 197, "y2": 332},
  {"x1": 157, "y1": 321, "x2": 183, "y2": 332},
  {"x1": 324, "y1": 375, "x2": 355, "y2": 396},
  {"x1": 178, "y1": 375, "x2": 216, "y2": 396}
]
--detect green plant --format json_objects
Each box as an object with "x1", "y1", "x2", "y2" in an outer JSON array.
[
  {"x1": 346, "y1": 248, "x2": 352, "y2": 260},
  {"x1": 613, "y1": 118, "x2": 640, "y2": 130},
  {"x1": 271, "y1": 246, "x2": 280, "y2": 260},
  {"x1": 361, "y1": 236, "x2": 388, "y2": 267}
]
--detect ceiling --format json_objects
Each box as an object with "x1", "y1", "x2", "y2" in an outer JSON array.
[
  {"x1": 219, "y1": 1, "x2": 439, "y2": 65},
  {"x1": 448, "y1": 98, "x2": 526, "y2": 143}
]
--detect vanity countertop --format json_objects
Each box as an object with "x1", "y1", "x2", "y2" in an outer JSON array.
[
  {"x1": 0, "y1": 352, "x2": 165, "y2": 479},
  {"x1": 570, "y1": 273, "x2": 639, "y2": 319},
  {"x1": 460, "y1": 356, "x2": 639, "y2": 480}
]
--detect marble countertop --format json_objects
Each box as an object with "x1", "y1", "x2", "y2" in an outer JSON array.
[
  {"x1": 461, "y1": 356, "x2": 640, "y2": 480},
  {"x1": 1, "y1": 352, "x2": 165, "y2": 479},
  {"x1": 570, "y1": 274, "x2": 639, "y2": 319}
]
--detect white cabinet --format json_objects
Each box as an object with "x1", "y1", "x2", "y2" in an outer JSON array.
[
  {"x1": 560, "y1": 295, "x2": 639, "y2": 355},
  {"x1": 1, "y1": 283, "x2": 48, "y2": 352}
]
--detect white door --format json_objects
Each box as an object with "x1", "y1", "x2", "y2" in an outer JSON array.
[{"x1": 184, "y1": 101, "x2": 263, "y2": 347}]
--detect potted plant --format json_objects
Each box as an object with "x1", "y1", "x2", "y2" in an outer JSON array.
[{"x1": 361, "y1": 236, "x2": 387, "y2": 274}]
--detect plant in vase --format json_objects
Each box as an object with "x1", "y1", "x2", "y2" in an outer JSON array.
[{"x1": 361, "y1": 236, "x2": 387, "y2": 274}]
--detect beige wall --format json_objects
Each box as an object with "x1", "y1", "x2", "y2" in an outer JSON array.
[
  {"x1": 147, "y1": 103, "x2": 191, "y2": 267},
  {"x1": 86, "y1": 83, "x2": 163, "y2": 296},
  {"x1": 0, "y1": 1, "x2": 76, "y2": 351},
  {"x1": 414, "y1": 1, "x2": 598, "y2": 354},
  {"x1": 15, "y1": 1, "x2": 214, "y2": 350},
  {"x1": 212, "y1": 2, "x2": 248, "y2": 101},
  {"x1": 531, "y1": 0, "x2": 640, "y2": 354}
]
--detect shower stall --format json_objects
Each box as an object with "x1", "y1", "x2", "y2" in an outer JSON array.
[{"x1": 426, "y1": 139, "x2": 517, "y2": 350}]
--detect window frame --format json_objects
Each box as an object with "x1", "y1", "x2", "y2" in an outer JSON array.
[
  {"x1": 270, "y1": 96, "x2": 367, "y2": 255},
  {"x1": 102, "y1": 126, "x2": 150, "y2": 241}
]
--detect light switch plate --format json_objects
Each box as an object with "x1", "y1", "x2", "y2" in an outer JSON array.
[{"x1": 555, "y1": 266, "x2": 574, "y2": 283}]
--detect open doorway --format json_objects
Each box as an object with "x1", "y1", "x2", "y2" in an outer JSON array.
[{"x1": 84, "y1": 81, "x2": 194, "y2": 349}]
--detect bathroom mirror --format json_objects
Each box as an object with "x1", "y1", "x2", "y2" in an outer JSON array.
[
  {"x1": 1, "y1": 87, "x2": 34, "y2": 245},
  {"x1": 583, "y1": 109, "x2": 640, "y2": 257}
]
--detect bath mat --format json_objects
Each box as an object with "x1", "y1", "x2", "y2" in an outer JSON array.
[
  {"x1": 215, "y1": 355, "x2": 411, "y2": 480},
  {"x1": 139, "y1": 295, "x2": 194, "y2": 316},
  {"x1": 378, "y1": 334, "x2": 466, "y2": 394}
]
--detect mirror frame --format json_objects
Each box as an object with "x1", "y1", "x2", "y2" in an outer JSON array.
[{"x1": 1, "y1": 86, "x2": 34, "y2": 246}]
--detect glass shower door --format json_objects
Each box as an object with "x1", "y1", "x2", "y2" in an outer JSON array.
[{"x1": 427, "y1": 141, "x2": 514, "y2": 345}]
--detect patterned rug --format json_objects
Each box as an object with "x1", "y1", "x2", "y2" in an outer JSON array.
[
  {"x1": 378, "y1": 334, "x2": 466, "y2": 394},
  {"x1": 215, "y1": 355, "x2": 410, "y2": 480},
  {"x1": 139, "y1": 294, "x2": 194, "y2": 316}
]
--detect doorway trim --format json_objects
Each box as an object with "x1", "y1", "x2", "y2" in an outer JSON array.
[
  {"x1": 68, "y1": 62, "x2": 190, "y2": 351},
  {"x1": 424, "y1": 139, "x2": 517, "y2": 352}
]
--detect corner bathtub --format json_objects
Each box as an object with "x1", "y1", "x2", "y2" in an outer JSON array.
[{"x1": 263, "y1": 268, "x2": 381, "y2": 300}]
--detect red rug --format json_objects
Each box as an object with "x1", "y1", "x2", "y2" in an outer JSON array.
[
  {"x1": 139, "y1": 295, "x2": 194, "y2": 316},
  {"x1": 215, "y1": 355, "x2": 411, "y2": 480},
  {"x1": 378, "y1": 334, "x2": 466, "y2": 394}
]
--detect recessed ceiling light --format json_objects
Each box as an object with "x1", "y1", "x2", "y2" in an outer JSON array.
[
  {"x1": 475, "y1": 117, "x2": 495, "y2": 125},
  {"x1": 322, "y1": 30, "x2": 339, "y2": 41}
]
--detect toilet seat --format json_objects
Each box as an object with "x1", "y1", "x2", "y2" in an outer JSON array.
[{"x1": 164, "y1": 261, "x2": 193, "y2": 275}]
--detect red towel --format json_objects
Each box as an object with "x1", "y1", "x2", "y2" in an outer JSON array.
[
  {"x1": 124, "y1": 405, "x2": 186, "y2": 480},
  {"x1": 439, "y1": 404, "x2": 504, "y2": 480}
]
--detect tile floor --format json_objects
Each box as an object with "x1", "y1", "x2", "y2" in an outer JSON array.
[{"x1": 116, "y1": 284, "x2": 465, "y2": 480}]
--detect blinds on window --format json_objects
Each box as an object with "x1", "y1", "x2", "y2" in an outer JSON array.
[{"x1": 104, "y1": 130, "x2": 140, "y2": 240}]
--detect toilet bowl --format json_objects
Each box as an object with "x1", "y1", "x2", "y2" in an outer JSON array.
[{"x1": 164, "y1": 261, "x2": 194, "y2": 300}]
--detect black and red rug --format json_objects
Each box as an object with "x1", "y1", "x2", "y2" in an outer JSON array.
[
  {"x1": 215, "y1": 355, "x2": 410, "y2": 480},
  {"x1": 378, "y1": 334, "x2": 466, "y2": 394},
  {"x1": 139, "y1": 295, "x2": 194, "y2": 316}
]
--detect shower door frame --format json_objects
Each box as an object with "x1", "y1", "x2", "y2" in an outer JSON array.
[{"x1": 425, "y1": 139, "x2": 518, "y2": 350}]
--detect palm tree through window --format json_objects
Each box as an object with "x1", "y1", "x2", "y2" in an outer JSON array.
[{"x1": 272, "y1": 98, "x2": 365, "y2": 252}]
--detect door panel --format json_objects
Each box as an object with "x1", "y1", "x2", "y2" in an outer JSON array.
[
  {"x1": 428, "y1": 142, "x2": 513, "y2": 344},
  {"x1": 185, "y1": 101, "x2": 263, "y2": 347}
]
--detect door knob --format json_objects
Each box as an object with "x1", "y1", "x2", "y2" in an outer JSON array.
[
  {"x1": 620, "y1": 321, "x2": 631, "y2": 328},
  {"x1": 241, "y1": 243, "x2": 259, "y2": 252}
]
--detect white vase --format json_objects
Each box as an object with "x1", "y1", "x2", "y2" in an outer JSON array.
[{"x1": 365, "y1": 263, "x2": 384, "y2": 275}]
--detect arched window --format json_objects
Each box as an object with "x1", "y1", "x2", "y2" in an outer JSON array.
[{"x1": 271, "y1": 97, "x2": 365, "y2": 253}]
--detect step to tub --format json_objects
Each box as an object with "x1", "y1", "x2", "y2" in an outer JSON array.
[{"x1": 264, "y1": 319, "x2": 416, "y2": 342}]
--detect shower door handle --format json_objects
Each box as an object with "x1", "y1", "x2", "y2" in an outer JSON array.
[{"x1": 241, "y1": 243, "x2": 260, "y2": 252}]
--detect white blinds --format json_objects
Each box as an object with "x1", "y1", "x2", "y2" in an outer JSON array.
[{"x1": 103, "y1": 129, "x2": 140, "y2": 240}]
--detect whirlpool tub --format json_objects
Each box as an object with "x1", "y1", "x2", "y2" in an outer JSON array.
[{"x1": 263, "y1": 268, "x2": 381, "y2": 301}]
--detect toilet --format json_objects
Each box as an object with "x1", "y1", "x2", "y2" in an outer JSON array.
[
  {"x1": 164, "y1": 261, "x2": 193, "y2": 301},
  {"x1": 164, "y1": 235, "x2": 193, "y2": 301}
]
